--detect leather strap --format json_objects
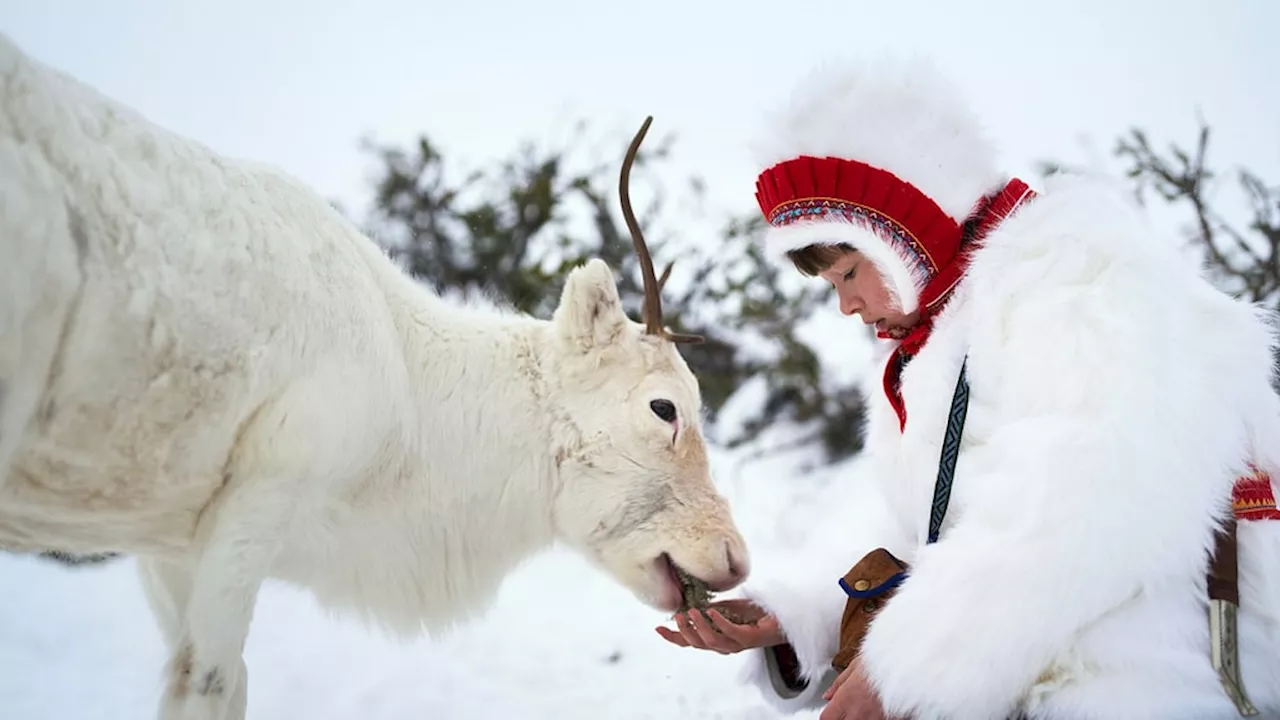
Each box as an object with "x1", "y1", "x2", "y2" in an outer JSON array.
[{"x1": 928, "y1": 356, "x2": 969, "y2": 544}]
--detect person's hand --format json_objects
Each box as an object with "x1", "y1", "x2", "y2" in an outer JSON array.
[
  {"x1": 819, "y1": 659, "x2": 893, "y2": 720},
  {"x1": 654, "y1": 599, "x2": 786, "y2": 654}
]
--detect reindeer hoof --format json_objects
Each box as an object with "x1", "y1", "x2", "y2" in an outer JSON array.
[{"x1": 159, "y1": 641, "x2": 245, "y2": 720}]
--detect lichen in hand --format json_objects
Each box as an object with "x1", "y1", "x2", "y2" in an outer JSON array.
[
  {"x1": 675, "y1": 566, "x2": 712, "y2": 611},
  {"x1": 674, "y1": 567, "x2": 756, "y2": 626}
]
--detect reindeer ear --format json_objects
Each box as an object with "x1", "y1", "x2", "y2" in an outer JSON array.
[{"x1": 554, "y1": 259, "x2": 631, "y2": 351}]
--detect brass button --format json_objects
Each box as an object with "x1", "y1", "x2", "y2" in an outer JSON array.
[{"x1": 852, "y1": 579, "x2": 871, "y2": 592}]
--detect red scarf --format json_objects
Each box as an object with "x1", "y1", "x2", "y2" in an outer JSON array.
[{"x1": 879, "y1": 179, "x2": 1037, "y2": 431}]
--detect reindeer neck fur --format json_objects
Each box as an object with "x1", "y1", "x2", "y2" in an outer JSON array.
[{"x1": 284, "y1": 242, "x2": 583, "y2": 637}]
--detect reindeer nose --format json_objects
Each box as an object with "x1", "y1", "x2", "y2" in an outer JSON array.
[
  {"x1": 721, "y1": 541, "x2": 750, "y2": 588},
  {"x1": 727, "y1": 542, "x2": 749, "y2": 579}
]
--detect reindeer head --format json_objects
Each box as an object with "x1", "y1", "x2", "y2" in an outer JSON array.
[{"x1": 547, "y1": 118, "x2": 750, "y2": 612}]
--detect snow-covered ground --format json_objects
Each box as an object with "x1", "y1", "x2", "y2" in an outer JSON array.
[{"x1": 0, "y1": 417, "x2": 871, "y2": 719}]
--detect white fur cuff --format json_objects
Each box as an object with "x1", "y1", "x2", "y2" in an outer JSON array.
[
  {"x1": 739, "y1": 644, "x2": 836, "y2": 714},
  {"x1": 742, "y1": 575, "x2": 848, "y2": 688}
]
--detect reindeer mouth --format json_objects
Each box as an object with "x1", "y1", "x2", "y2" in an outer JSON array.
[{"x1": 656, "y1": 552, "x2": 712, "y2": 611}]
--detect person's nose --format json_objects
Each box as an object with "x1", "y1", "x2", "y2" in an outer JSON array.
[{"x1": 839, "y1": 289, "x2": 861, "y2": 316}]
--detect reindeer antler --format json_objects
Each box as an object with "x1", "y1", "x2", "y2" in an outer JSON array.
[{"x1": 619, "y1": 116, "x2": 704, "y2": 345}]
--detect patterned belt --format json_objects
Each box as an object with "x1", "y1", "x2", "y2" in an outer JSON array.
[{"x1": 1234, "y1": 466, "x2": 1280, "y2": 521}]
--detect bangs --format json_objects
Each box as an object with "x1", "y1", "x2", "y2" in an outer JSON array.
[{"x1": 785, "y1": 243, "x2": 855, "y2": 276}]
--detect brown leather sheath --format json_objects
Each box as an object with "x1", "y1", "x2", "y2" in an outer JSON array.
[
  {"x1": 832, "y1": 548, "x2": 909, "y2": 672},
  {"x1": 1206, "y1": 514, "x2": 1261, "y2": 716},
  {"x1": 1208, "y1": 517, "x2": 1239, "y2": 604}
]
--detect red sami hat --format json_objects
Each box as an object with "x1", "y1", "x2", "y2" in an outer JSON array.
[{"x1": 752, "y1": 58, "x2": 1008, "y2": 316}]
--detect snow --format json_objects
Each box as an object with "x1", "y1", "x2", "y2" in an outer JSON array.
[
  {"x1": 1, "y1": 5, "x2": 1270, "y2": 716},
  {"x1": 0, "y1": 436, "x2": 864, "y2": 719}
]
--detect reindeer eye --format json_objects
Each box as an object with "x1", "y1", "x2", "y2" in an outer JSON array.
[{"x1": 649, "y1": 399, "x2": 677, "y2": 423}]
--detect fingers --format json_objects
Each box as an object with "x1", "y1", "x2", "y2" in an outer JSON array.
[
  {"x1": 654, "y1": 625, "x2": 689, "y2": 647},
  {"x1": 823, "y1": 663, "x2": 855, "y2": 701},
  {"x1": 756, "y1": 614, "x2": 782, "y2": 634},
  {"x1": 705, "y1": 609, "x2": 766, "y2": 647},
  {"x1": 708, "y1": 598, "x2": 768, "y2": 625},
  {"x1": 818, "y1": 702, "x2": 847, "y2": 720},
  {"x1": 672, "y1": 611, "x2": 706, "y2": 649},
  {"x1": 684, "y1": 609, "x2": 740, "y2": 653},
  {"x1": 820, "y1": 662, "x2": 888, "y2": 720},
  {"x1": 658, "y1": 610, "x2": 742, "y2": 654},
  {"x1": 819, "y1": 679, "x2": 863, "y2": 720},
  {"x1": 658, "y1": 612, "x2": 713, "y2": 651},
  {"x1": 738, "y1": 613, "x2": 787, "y2": 648}
]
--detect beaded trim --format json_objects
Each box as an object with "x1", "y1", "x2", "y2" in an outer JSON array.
[{"x1": 768, "y1": 197, "x2": 938, "y2": 280}]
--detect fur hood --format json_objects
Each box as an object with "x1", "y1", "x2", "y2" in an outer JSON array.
[{"x1": 750, "y1": 57, "x2": 1009, "y2": 316}]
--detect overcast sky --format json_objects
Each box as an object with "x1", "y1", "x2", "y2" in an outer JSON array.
[{"x1": 4, "y1": 0, "x2": 1276, "y2": 234}]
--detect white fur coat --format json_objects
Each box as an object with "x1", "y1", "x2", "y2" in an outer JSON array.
[{"x1": 738, "y1": 173, "x2": 1280, "y2": 720}]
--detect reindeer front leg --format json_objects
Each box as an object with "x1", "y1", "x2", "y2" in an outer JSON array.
[{"x1": 153, "y1": 469, "x2": 296, "y2": 720}]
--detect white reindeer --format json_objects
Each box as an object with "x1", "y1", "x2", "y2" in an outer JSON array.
[{"x1": 0, "y1": 34, "x2": 749, "y2": 720}]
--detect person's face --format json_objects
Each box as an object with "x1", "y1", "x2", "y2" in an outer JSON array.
[{"x1": 817, "y1": 250, "x2": 920, "y2": 333}]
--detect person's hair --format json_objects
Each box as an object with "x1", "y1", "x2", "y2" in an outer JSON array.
[
  {"x1": 785, "y1": 243, "x2": 855, "y2": 276},
  {"x1": 785, "y1": 214, "x2": 985, "y2": 278}
]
